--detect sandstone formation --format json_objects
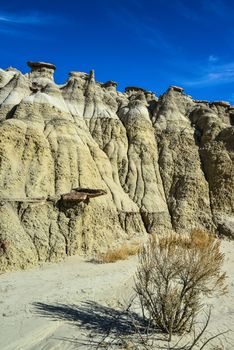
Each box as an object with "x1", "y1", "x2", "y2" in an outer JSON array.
[{"x1": 0, "y1": 61, "x2": 233, "y2": 272}]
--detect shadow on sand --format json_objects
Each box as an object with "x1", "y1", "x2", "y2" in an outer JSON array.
[{"x1": 33, "y1": 300, "x2": 165, "y2": 347}]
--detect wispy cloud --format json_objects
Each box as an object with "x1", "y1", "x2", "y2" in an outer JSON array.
[
  {"x1": 107, "y1": 6, "x2": 171, "y2": 51},
  {"x1": 176, "y1": 1, "x2": 200, "y2": 21},
  {"x1": 208, "y1": 55, "x2": 219, "y2": 63},
  {"x1": 0, "y1": 11, "x2": 63, "y2": 38},
  {"x1": 172, "y1": 0, "x2": 231, "y2": 23},
  {"x1": 0, "y1": 11, "x2": 52, "y2": 25},
  {"x1": 184, "y1": 61, "x2": 234, "y2": 86},
  {"x1": 201, "y1": 0, "x2": 229, "y2": 17}
]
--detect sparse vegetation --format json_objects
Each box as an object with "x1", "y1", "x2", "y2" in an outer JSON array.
[
  {"x1": 81, "y1": 301, "x2": 229, "y2": 349},
  {"x1": 84, "y1": 230, "x2": 229, "y2": 349},
  {"x1": 97, "y1": 243, "x2": 141, "y2": 263},
  {"x1": 135, "y1": 229, "x2": 227, "y2": 340}
]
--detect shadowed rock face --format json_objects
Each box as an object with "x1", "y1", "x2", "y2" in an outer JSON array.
[{"x1": 0, "y1": 62, "x2": 233, "y2": 272}]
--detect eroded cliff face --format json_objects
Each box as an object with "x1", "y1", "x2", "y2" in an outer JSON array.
[{"x1": 0, "y1": 62, "x2": 233, "y2": 272}]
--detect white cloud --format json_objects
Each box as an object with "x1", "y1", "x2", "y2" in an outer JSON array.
[
  {"x1": 0, "y1": 11, "x2": 54, "y2": 25},
  {"x1": 208, "y1": 55, "x2": 219, "y2": 63},
  {"x1": 184, "y1": 61, "x2": 234, "y2": 87}
]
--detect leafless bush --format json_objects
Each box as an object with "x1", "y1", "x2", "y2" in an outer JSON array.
[
  {"x1": 135, "y1": 229, "x2": 227, "y2": 340},
  {"x1": 85, "y1": 303, "x2": 229, "y2": 350}
]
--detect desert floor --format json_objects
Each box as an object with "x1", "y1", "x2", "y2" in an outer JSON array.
[{"x1": 0, "y1": 240, "x2": 234, "y2": 350}]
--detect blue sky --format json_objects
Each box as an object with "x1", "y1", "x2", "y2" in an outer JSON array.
[{"x1": 0, "y1": 0, "x2": 234, "y2": 102}]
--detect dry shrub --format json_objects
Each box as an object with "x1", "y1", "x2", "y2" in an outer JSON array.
[
  {"x1": 98, "y1": 244, "x2": 141, "y2": 263},
  {"x1": 135, "y1": 229, "x2": 227, "y2": 340}
]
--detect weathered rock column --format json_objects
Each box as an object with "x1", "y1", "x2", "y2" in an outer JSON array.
[{"x1": 27, "y1": 61, "x2": 56, "y2": 80}]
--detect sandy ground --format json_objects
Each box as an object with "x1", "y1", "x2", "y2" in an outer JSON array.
[{"x1": 0, "y1": 240, "x2": 234, "y2": 350}]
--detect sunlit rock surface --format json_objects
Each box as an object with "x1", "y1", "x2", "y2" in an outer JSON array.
[{"x1": 0, "y1": 61, "x2": 233, "y2": 272}]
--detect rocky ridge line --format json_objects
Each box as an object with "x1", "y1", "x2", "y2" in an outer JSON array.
[{"x1": 0, "y1": 61, "x2": 233, "y2": 272}]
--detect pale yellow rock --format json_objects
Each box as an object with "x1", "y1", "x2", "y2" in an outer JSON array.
[{"x1": 0, "y1": 62, "x2": 233, "y2": 273}]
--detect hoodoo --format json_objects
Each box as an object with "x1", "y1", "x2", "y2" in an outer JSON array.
[
  {"x1": 27, "y1": 61, "x2": 56, "y2": 80},
  {"x1": 0, "y1": 61, "x2": 233, "y2": 273},
  {"x1": 102, "y1": 81, "x2": 118, "y2": 91}
]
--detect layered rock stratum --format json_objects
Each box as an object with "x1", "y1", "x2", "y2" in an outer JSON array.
[{"x1": 0, "y1": 61, "x2": 233, "y2": 272}]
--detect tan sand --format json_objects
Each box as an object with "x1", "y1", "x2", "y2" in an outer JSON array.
[{"x1": 0, "y1": 240, "x2": 233, "y2": 349}]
